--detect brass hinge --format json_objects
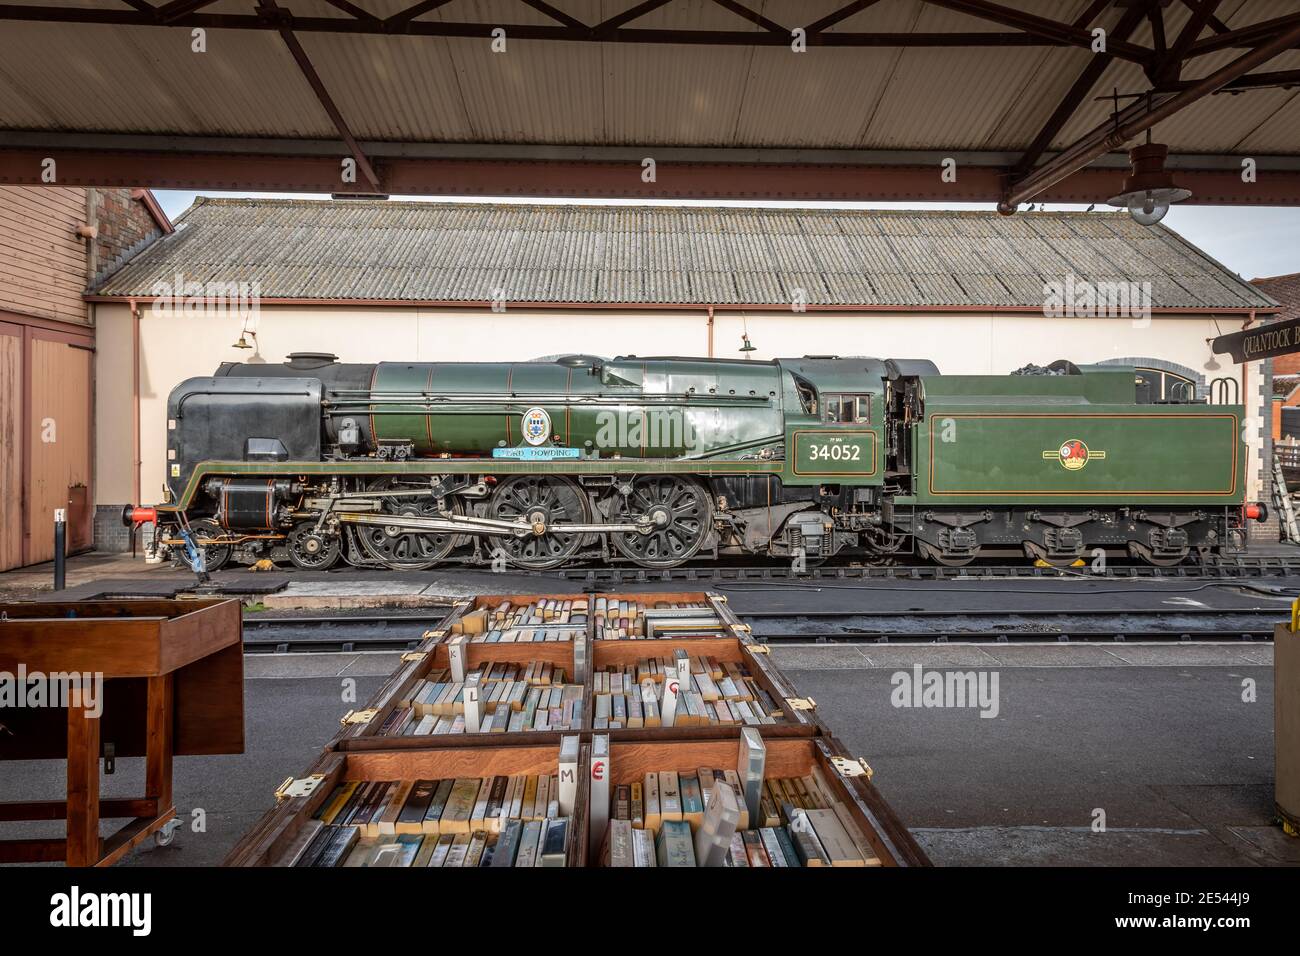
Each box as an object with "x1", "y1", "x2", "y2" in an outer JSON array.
[
  {"x1": 339, "y1": 708, "x2": 378, "y2": 726},
  {"x1": 421, "y1": 629, "x2": 447, "y2": 640},
  {"x1": 400, "y1": 651, "x2": 427, "y2": 663},
  {"x1": 274, "y1": 773, "x2": 325, "y2": 802},
  {"x1": 831, "y1": 756, "x2": 874, "y2": 780},
  {"x1": 732, "y1": 623, "x2": 752, "y2": 634},
  {"x1": 749, "y1": 643, "x2": 770, "y2": 655},
  {"x1": 785, "y1": 696, "x2": 817, "y2": 711},
  {"x1": 713, "y1": 594, "x2": 728, "y2": 604}
]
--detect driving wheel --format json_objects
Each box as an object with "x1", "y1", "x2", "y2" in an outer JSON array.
[
  {"x1": 488, "y1": 476, "x2": 590, "y2": 570},
  {"x1": 356, "y1": 477, "x2": 462, "y2": 570},
  {"x1": 610, "y1": 475, "x2": 713, "y2": 568}
]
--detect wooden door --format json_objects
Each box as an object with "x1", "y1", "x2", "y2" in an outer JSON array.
[
  {"x1": 25, "y1": 331, "x2": 93, "y2": 563},
  {"x1": 0, "y1": 321, "x2": 20, "y2": 571}
]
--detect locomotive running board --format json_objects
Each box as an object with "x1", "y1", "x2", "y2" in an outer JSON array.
[{"x1": 334, "y1": 511, "x2": 652, "y2": 538}]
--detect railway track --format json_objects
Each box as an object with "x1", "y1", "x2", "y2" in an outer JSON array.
[
  {"x1": 551, "y1": 554, "x2": 1300, "y2": 584},
  {"x1": 742, "y1": 607, "x2": 1281, "y2": 644},
  {"x1": 241, "y1": 606, "x2": 1284, "y2": 652},
  {"x1": 242, "y1": 612, "x2": 446, "y2": 654}
]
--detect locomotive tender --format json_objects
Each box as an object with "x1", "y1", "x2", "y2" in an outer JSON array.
[{"x1": 130, "y1": 351, "x2": 1262, "y2": 572}]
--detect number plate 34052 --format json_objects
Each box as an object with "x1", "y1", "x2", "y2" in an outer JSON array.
[{"x1": 793, "y1": 431, "x2": 877, "y2": 476}]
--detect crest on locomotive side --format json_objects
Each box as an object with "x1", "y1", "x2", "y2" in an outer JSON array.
[
  {"x1": 521, "y1": 406, "x2": 552, "y2": 446},
  {"x1": 1041, "y1": 439, "x2": 1106, "y2": 471}
]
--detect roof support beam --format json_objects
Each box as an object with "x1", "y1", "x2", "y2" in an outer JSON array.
[
  {"x1": 1187, "y1": 12, "x2": 1300, "y2": 58},
  {"x1": 319, "y1": 0, "x2": 379, "y2": 23},
  {"x1": 383, "y1": 0, "x2": 455, "y2": 30},
  {"x1": 1003, "y1": 17, "x2": 1300, "y2": 210},
  {"x1": 0, "y1": 5, "x2": 1141, "y2": 47},
  {"x1": 516, "y1": 0, "x2": 588, "y2": 31},
  {"x1": 917, "y1": 0, "x2": 1152, "y2": 63},
  {"x1": 155, "y1": 0, "x2": 218, "y2": 22},
  {"x1": 806, "y1": 0, "x2": 889, "y2": 34},
  {"x1": 1181, "y1": 0, "x2": 1229, "y2": 34},
  {"x1": 1070, "y1": 0, "x2": 1110, "y2": 30},
  {"x1": 1009, "y1": 2, "x2": 1152, "y2": 180},
  {"x1": 806, "y1": 0, "x2": 884, "y2": 34},
  {"x1": 258, "y1": 0, "x2": 381, "y2": 190},
  {"x1": 708, "y1": 0, "x2": 786, "y2": 36},
  {"x1": 1155, "y1": 67, "x2": 1300, "y2": 93},
  {"x1": 5, "y1": 149, "x2": 1300, "y2": 204},
  {"x1": 1155, "y1": 0, "x2": 1223, "y2": 83},
  {"x1": 592, "y1": 0, "x2": 675, "y2": 34}
]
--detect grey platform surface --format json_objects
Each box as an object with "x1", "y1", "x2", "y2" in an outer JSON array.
[{"x1": 1, "y1": 644, "x2": 1292, "y2": 868}]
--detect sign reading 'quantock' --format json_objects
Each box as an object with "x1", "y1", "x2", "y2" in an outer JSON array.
[{"x1": 1213, "y1": 317, "x2": 1300, "y2": 364}]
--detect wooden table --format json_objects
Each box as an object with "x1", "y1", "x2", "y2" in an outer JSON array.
[{"x1": 0, "y1": 598, "x2": 243, "y2": 866}]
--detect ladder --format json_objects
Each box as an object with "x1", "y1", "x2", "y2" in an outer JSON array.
[{"x1": 1273, "y1": 455, "x2": 1300, "y2": 542}]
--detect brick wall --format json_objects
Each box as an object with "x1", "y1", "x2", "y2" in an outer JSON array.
[
  {"x1": 94, "y1": 504, "x2": 155, "y2": 553},
  {"x1": 91, "y1": 188, "x2": 166, "y2": 285}
]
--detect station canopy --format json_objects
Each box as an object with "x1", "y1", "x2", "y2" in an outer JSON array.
[{"x1": 2, "y1": 0, "x2": 1300, "y2": 209}]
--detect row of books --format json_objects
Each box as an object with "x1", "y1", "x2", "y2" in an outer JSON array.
[
  {"x1": 455, "y1": 625, "x2": 584, "y2": 644},
  {"x1": 593, "y1": 599, "x2": 718, "y2": 640},
  {"x1": 291, "y1": 818, "x2": 571, "y2": 867},
  {"x1": 318, "y1": 773, "x2": 571, "y2": 835},
  {"x1": 592, "y1": 654, "x2": 784, "y2": 728},
  {"x1": 601, "y1": 816, "x2": 863, "y2": 867},
  {"x1": 599, "y1": 772, "x2": 873, "y2": 867},
  {"x1": 450, "y1": 599, "x2": 587, "y2": 639},
  {"x1": 592, "y1": 686, "x2": 779, "y2": 729},
  {"x1": 382, "y1": 681, "x2": 584, "y2": 735}
]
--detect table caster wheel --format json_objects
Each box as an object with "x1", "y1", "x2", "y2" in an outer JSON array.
[{"x1": 155, "y1": 817, "x2": 181, "y2": 847}]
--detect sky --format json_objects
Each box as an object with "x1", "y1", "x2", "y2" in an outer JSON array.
[{"x1": 153, "y1": 190, "x2": 1299, "y2": 283}]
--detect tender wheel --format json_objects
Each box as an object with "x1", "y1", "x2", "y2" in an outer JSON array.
[
  {"x1": 918, "y1": 541, "x2": 977, "y2": 568},
  {"x1": 488, "y1": 476, "x2": 590, "y2": 570},
  {"x1": 356, "y1": 477, "x2": 462, "y2": 570},
  {"x1": 1128, "y1": 541, "x2": 1190, "y2": 568},
  {"x1": 1023, "y1": 541, "x2": 1084, "y2": 568},
  {"x1": 611, "y1": 476, "x2": 713, "y2": 568},
  {"x1": 190, "y1": 519, "x2": 233, "y2": 572},
  {"x1": 286, "y1": 522, "x2": 342, "y2": 570}
]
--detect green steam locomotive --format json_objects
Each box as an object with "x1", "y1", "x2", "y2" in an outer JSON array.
[{"x1": 128, "y1": 351, "x2": 1262, "y2": 571}]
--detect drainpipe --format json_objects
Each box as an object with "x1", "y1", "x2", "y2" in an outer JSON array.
[
  {"x1": 707, "y1": 305, "x2": 715, "y2": 357},
  {"x1": 1244, "y1": 309, "x2": 1256, "y2": 513},
  {"x1": 129, "y1": 297, "x2": 141, "y2": 553}
]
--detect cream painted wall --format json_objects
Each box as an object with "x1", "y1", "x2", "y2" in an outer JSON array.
[{"x1": 93, "y1": 303, "x2": 1264, "y2": 508}]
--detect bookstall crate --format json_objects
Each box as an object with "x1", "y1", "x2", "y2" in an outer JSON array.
[
  {"x1": 224, "y1": 740, "x2": 591, "y2": 868},
  {"x1": 332, "y1": 592, "x2": 819, "y2": 750},
  {"x1": 226, "y1": 591, "x2": 930, "y2": 867},
  {"x1": 598, "y1": 734, "x2": 923, "y2": 867}
]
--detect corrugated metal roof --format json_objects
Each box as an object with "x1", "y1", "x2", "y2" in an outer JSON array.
[
  {"x1": 2, "y1": 0, "x2": 1298, "y2": 157},
  {"x1": 92, "y1": 197, "x2": 1274, "y2": 310}
]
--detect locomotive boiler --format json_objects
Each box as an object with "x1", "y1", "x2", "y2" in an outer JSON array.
[{"x1": 129, "y1": 351, "x2": 1264, "y2": 572}]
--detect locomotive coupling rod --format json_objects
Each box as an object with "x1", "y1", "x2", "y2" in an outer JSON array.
[{"x1": 336, "y1": 511, "x2": 652, "y2": 537}]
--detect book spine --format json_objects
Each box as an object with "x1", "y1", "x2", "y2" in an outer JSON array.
[
  {"x1": 606, "y1": 818, "x2": 634, "y2": 867},
  {"x1": 655, "y1": 819, "x2": 697, "y2": 867},
  {"x1": 694, "y1": 778, "x2": 740, "y2": 867},
  {"x1": 538, "y1": 816, "x2": 569, "y2": 866},
  {"x1": 588, "y1": 733, "x2": 610, "y2": 865},
  {"x1": 738, "y1": 727, "x2": 766, "y2": 825},
  {"x1": 558, "y1": 735, "x2": 580, "y2": 817}
]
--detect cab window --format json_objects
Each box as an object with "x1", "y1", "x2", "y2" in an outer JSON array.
[{"x1": 825, "y1": 393, "x2": 871, "y2": 424}]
